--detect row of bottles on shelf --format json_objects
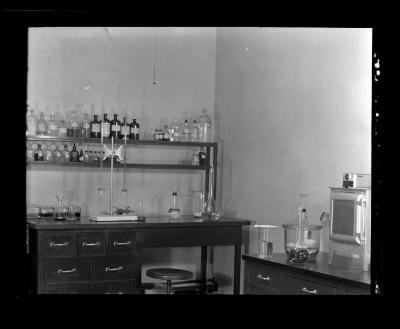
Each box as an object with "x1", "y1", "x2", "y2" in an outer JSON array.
[
  {"x1": 26, "y1": 107, "x2": 212, "y2": 142},
  {"x1": 26, "y1": 142, "x2": 125, "y2": 164}
]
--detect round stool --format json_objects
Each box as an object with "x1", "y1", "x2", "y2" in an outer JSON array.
[{"x1": 146, "y1": 268, "x2": 193, "y2": 294}]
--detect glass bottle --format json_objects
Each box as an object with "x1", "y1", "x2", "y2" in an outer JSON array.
[
  {"x1": 26, "y1": 109, "x2": 37, "y2": 136},
  {"x1": 53, "y1": 144, "x2": 63, "y2": 162},
  {"x1": 84, "y1": 150, "x2": 89, "y2": 162},
  {"x1": 90, "y1": 114, "x2": 101, "y2": 138},
  {"x1": 203, "y1": 167, "x2": 220, "y2": 220},
  {"x1": 80, "y1": 112, "x2": 91, "y2": 138},
  {"x1": 191, "y1": 151, "x2": 199, "y2": 165},
  {"x1": 101, "y1": 113, "x2": 111, "y2": 139},
  {"x1": 163, "y1": 125, "x2": 170, "y2": 141},
  {"x1": 130, "y1": 118, "x2": 140, "y2": 140},
  {"x1": 43, "y1": 143, "x2": 54, "y2": 161},
  {"x1": 62, "y1": 144, "x2": 70, "y2": 162},
  {"x1": 26, "y1": 142, "x2": 34, "y2": 162},
  {"x1": 183, "y1": 119, "x2": 191, "y2": 142},
  {"x1": 198, "y1": 147, "x2": 207, "y2": 166},
  {"x1": 67, "y1": 110, "x2": 80, "y2": 138},
  {"x1": 47, "y1": 111, "x2": 58, "y2": 136},
  {"x1": 120, "y1": 116, "x2": 130, "y2": 140},
  {"x1": 57, "y1": 114, "x2": 68, "y2": 137},
  {"x1": 78, "y1": 148, "x2": 84, "y2": 162},
  {"x1": 34, "y1": 144, "x2": 44, "y2": 161},
  {"x1": 70, "y1": 143, "x2": 79, "y2": 162},
  {"x1": 198, "y1": 108, "x2": 212, "y2": 142},
  {"x1": 168, "y1": 192, "x2": 181, "y2": 219},
  {"x1": 36, "y1": 112, "x2": 47, "y2": 136},
  {"x1": 190, "y1": 120, "x2": 199, "y2": 142},
  {"x1": 168, "y1": 117, "x2": 180, "y2": 142},
  {"x1": 110, "y1": 114, "x2": 121, "y2": 139}
]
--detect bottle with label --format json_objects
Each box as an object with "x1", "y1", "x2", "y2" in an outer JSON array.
[
  {"x1": 90, "y1": 114, "x2": 101, "y2": 138},
  {"x1": 78, "y1": 149, "x2": 84, "y2": 162},
  {"x1": 62, "y1": 144, "x2": 70, "y2": 162},
  {"x1": 198, "y1": 108, "x2": 212, "y2": 142},
  {"x1": 120, "y1": 116, "x2": 130, "y2": 140},
  {"x1": 80, "y1": 112, "x2": 91, "y2": 138},
  {"x1": 191, "y1": 151, "x2": 199, "y2": 165},
  {"x1": 57, "y1": 114, "x2": 68, "y2": 137},
  {"x1": 183, "y1": 119, "x2": 191, "y2": 142},
  {"x1": 47, "y1": 111, "x2": 58, "y2": 136},
  {"x1": 34, "y1": 144, "x2": 44, "y2": 161},
  {"x1": 43, "y1": 143, "x2": 53, "y2": 161},
  {"x1": 130, "y1": 118, "x2": 140, "y2": 140},
  {"x1": 37, "y1": 112, "x2": 48, "y2": 136},
  {"x1": 26, "y1": 142, "x2": 34, "y2": 162},
  {"x1": 26, "y1": 109, "x2": 37, "y2": 136},
  {"x1": 198, "y1": 147, "x2": 207, "y2": 166},
  {"x1": 110, "y1": 114, "x2": 121, "y2": 139},
  {"x1": 101, "y1": 113, "x2": 111, "y2": 138},
  {"x1": 53, "y1": 144, "x2": 63, "y2": 162},
  {"x1": 190, "y1": 120, "x2": 199, "y2": 142},
  {"x1": 67, "y1": 111, "x2": 80, "y2": 138},
  {"x1": 163, "y1": 125, "x2": 170, "y2": 141},
  {"x1": 70, "y1": 143, "x2": 79, "y2": 162}
]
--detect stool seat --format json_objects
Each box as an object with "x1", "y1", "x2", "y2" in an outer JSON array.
[{"x1": 146, "y1": 268, "x2": 193, "y2": 281}]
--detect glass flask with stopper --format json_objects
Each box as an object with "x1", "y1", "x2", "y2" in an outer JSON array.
[
  {"x1": 282, "y1": 194, "x2": 322, "y2": 263},
  {"x1": 168, "y1": 192, "x2": 181, "y2": 219}
]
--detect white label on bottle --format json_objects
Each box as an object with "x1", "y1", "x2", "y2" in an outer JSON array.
[
  {"x1": 28, "y1": 123, "x2": 37, "y2": 135},
  {"x1": 91, "y1": 123, "x2": 100, "y2": 133},
  {"x1": 121, "y1": 126, "x2": 130, "y2": 135},
  {"x1": 132, "y1": 127, "x2": 140, "y2": 134},
  {"x1": 83, "y1": 123, "x2": 90, "y2": 129},
  {"x1": 102, "y1": 123, "x2": 110, "y2": 137},
  {"x1": 49, "y1": 123, "x2": 58, "y2": 130},
  {"x1": 37, "y1": 123, "x2": 46, "y2": 133},
  {"x1": 59, "y1": 127, "x2": 67, "y2": 134},
  {"x1": 111, "y1": 124, "x2": 120, "y2": 131},
  {"x1": 71, "y1": 122, "x2": 79, "y2": 128}
]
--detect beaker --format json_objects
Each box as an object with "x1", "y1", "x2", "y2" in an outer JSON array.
[
  {"x1": 254, "y1": 225, "x2": 279, "y2": 258},
  {"x1": 192, "y1": 191, "x2": 206, "y2": 218}
]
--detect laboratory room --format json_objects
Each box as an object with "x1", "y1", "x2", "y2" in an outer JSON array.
[{"x1": 26, "y1": 27, "x2": 375, "y2": 295}]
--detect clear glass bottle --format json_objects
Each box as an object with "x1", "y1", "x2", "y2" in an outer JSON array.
[
  {"x1": 26, "y1": 142, "x2": 34, "y2": 162},
  {"x1": 57, "y1": 114, "x2": 68, "y2": 137},
  {"x1": 80, "y1": 112, "x2": 91, "y2": 138},
  {"x1": 34, "y1": 144, "x2": 44, "y2": 161},
  {"x1": 26, "y1": 108, "x2": 37, "y2": 136},
  {"x1": 183, "y1": 119, "x2": 191, "y2": 142},
  {"x1": 130, "y1": 118, "x2": 140, "y2": 140},
  {"x1": 101, "y1": 113, "x2": 111, "y2": 139},
  {"x1": 203, "y1": 167, "x2": 220, "y2": 220},
  {"x1": 120, "y1": 115, "x2": 130, "y2": 140},
  {"x1": 53, "y1": 144, "x2": 63, "y2": 162},
  {"x1": 62, "y1": 144, "x2": 70, "y2": 162},
  {"x1": 190, "y1": 120, "x2": 199, "y2": 142},
  {"x1": 168, "y1": 192, "x2": 181, "y2": 219},
  {"x1": 47, "y1": 111, "x2": 58, "y2": 136},
  {"x1": 90, "y1": 114, "x2": 101, "y2": 138},
  {"x1": 168, "y1": 117, "x2": 180, "y2": 142},
  {"x1": 198, "y1": 108, "x2": 212, "y2": 142},
  {"x1": 37, "y1": 112, "x2": 48, "y2": 136},
  {"x1": 191, "y1": 151, "x2": 199, "y2": 165},
  {"x1": 67, "y1": 110, "x2": 80, "y2": 138},
  {"x1": 110, "y1": 114, "x2": 121, "y2": 139},
  {"x1": 43, "y1": 143, "x2": 54, "y2": 161},
  {"x1": 163, "y1": 125, "x2": 170, "y2": 141}
]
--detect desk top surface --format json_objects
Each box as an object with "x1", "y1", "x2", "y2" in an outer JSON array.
[
  {"x1": 27, "y1": 215, "x2": 251, "y2": 230},
  {"x1": 243, "y1": 253, "x2": 371, "y2": 286}
]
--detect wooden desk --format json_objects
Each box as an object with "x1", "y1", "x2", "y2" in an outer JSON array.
[{"x1": 27, "y1": 215, "x2": 250, "y2": 294}]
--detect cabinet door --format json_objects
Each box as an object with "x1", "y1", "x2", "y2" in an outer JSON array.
[
  {"x1": 285, "y1": 275, "x2": 338, "y2": 295},
  {"x1": 247, "y1": 262, "x2": 283, "y2": 292},
  {"x1": 93, "y1": 281, "x2": 135, "y2": 294},
  {"x1": 45, "y1": 258, "x2": 90, "y2": 283},
  {"x1": 107, "y1": 231, "x2": 136, "y2": 255},
  {"x1": 92, "y1": 255, "x2": 136, "y2": 281}
]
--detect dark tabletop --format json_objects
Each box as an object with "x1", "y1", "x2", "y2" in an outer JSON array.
[
  {"x1": 27, "y1": 215, "x2": 251, "y2": 230},
  {"x1": 243, "y1": 252, "x2": 370, "y2": 286}
]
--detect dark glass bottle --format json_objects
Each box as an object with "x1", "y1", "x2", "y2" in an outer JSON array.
[
  {"x1": 110, "y1": 114, "x2": 121, "y2": 139},
  {"x1": 120, "y1": 116, "x2": 130, "y2": 139},
  {"x1": 102, "y1": 113, "x2": 111, "y2": 139},
  {"x1": 130, "y1": 118, "x2": 140, "y2": 140},
  {"x1": 90, "y1": 114, "x2": 101, "y2": 138},
  {"x1": 78, "y1": 149, "x2": 84, "y2": 162},
  {"x1": 198, "y1": 147, "x2": 207, "y2": 166},
  {"x1": 70, "y1": 143, "x2": 79, "y2": 162}
]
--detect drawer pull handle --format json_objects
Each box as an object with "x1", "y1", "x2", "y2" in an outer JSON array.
[
  {"x1": 302, "y1": 287, "x2": 317, "y2": 294},
  {"x1": 82, "y1": 241, "x2": 100, "y2": 247},
  {"x1": 113, "y1": 241, "x2": 131, "y2": 246},
  {"x1": 57, "y1": 268, "x2": 76, "y2": 274},
  {"x1": 105, "y1": 266, "x2": 124, "y2": 272},
  {"x1": 50, "y1": 242, "x2": 69, "y2": 247},
  {"x1": 256, "y1": 274, "x2": 271, "y2": 281}
]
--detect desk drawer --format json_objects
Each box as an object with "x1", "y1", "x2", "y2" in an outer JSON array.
[
  {"x1": 285, "y1": 275, "x2": 338, "y2": 295},
  {"x1": 92, "y1": 256, "x2": 136, "y2": 281},
  {"x1": 45, "y1": 258, "x2": 90, "y2": 283},
  {"x1": 45, "y1": 282, "x2": 93, "y2": 294},
  {"x1": 45, "y1": 232, "x2": 77, "y2": 257},
  {"x1": 248, "y1": 283, "x2": 280, "y2": 295},
  {"x1": 248, "y1": 263, "x2": 283, "y2": 291},
  {"x1": 78, "y1": 231, "x2": 105, "y2": 256},
  {"x1": 107, "y1": 231, "x2": 136, "y2": 255},
  {"x1": 93, "y1": 281, "x2": 135, "y2": 294}
]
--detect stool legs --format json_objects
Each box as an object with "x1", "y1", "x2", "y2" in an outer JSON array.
[{"x1": 166, "y1": 280, "x2": 172, "y2": 294}]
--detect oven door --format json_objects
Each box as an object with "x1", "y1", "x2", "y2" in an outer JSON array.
[{"x1": 329, "y1": 189, "x2": 366, "y2": 245}]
